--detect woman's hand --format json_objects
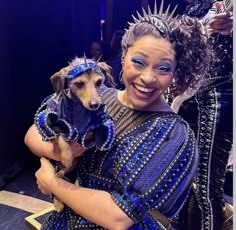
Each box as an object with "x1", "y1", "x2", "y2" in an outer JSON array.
[
  {"x1": 35, "y1": 157, "x2": 56, "y2": 195},
  {"x1": 208, "y1": 12, "x2": 233, "y2": 35},
  {"x1": 35, "y1": 141, "x2": 85, "y2": 194}
]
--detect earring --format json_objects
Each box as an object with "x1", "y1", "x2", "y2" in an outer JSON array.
[
  {"x1": 119, "y1": 70, "x2": 124, "y2": 84},
  {"x1": 164, "y1": 79, "x2": 175, "y2": 104},
  {"x1": 164, "y1": 87, "x2": 173, "y2": 104}
]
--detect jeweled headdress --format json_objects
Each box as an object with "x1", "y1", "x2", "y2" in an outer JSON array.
[
  {"x1": 67, "y1": 54, "x2": 102, "y2": 82},
  {"x1": 127, "y1": 0, "x2": 178, "y2": 40}
]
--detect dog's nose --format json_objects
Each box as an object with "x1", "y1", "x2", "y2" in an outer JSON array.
[{"x1": 89, "y1": 102, "x2": 99, "y2": 110}]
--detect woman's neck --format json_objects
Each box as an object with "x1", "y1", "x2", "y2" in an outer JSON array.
[{"x1": 117, "y1": 90, "x2": 173, "y2": 112}]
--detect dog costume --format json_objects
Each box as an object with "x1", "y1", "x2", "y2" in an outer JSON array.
[{"x1": 34, "y1": 60, "x2": 115, "y2": 151}]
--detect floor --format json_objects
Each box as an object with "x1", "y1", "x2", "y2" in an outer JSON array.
[
  {"x1": 0, "y1": 161, "x2": 233, "y2": 230},
  {"x1": 0, "y1": 162, "x2": 53, "y2": 230}
]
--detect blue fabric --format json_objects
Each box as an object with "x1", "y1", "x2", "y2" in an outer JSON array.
[
  {"x1": 34, "y1": 90, "x2": 115, "y2": 150},
  {"x1": 41, "y1": 87, "x2": 198, "y2": 230},
  {"x1": 68, "y1": 60, "x2": 101, "y2": 81}
]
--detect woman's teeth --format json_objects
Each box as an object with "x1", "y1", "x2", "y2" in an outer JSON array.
[{"x1": 134, "y1": 84, "x2": 155, "y2": 93}]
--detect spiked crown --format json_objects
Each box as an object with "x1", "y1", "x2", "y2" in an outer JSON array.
[{"x1": 127, "y1": 0, "x2": 178, "y2": 40}]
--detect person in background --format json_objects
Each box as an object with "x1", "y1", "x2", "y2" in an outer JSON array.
[
  {"x1": 89, "y1": 40, "x2": 105, "y2": 61},
  {"x1": 107, "y1": 30, "x2": 125, "y2": 89},
  {"x1": 172, "y1": 1, "x2": 233, "y2": 229},
  {"x1": 24, "y1": 2, "x2": 212, "y2": 229}
]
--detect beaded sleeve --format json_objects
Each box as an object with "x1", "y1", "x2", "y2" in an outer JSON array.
[{"x1": 110, "y1": 114, "x2": 198, "y2": 223}]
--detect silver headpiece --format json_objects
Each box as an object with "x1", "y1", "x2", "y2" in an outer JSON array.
[{"x1": 127, "y1": 0, "x2": 178, "y2": 39}]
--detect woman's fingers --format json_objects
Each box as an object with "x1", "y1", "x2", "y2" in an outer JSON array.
[
  {"x1": 36, "y1": 179, "x2": 51, "y2": 194},
  {"x1": 35, "y1": 157, "x2": 55, "y2": 194},
  {"x1": 207, "y1": 12, "x2": 233, "y2": 35}
]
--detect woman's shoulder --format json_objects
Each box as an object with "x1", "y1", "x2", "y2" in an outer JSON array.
[
  {"x1": 101, "y1": 85, "x2": 117, "y2": 100},
  {"x1": 152, "y1": 112, "x2": 197, "y2": 154},
  {"x1": 100, "y1": 85, "x2": 119, "y2": 114},
  {"x1": 101, "y1": 84, "x2": 116, "y2": 93},
  {"x1": 154, "y1": 112, "x2": 191, "y2": 131}
]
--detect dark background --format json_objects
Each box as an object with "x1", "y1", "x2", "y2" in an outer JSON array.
[{"x1": 0, "y1": 0, "x2": 188, "y2": 187}]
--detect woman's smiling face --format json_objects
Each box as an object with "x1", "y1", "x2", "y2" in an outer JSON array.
[{"x1": 121, "y1": 35, "x2": 176, "y2": 111}]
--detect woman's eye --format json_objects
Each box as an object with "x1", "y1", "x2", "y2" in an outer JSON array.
[
  {"x1": 131, "y1": 57, "x2": 145, "y2": 67},
  {"x1": 156, "y1": 64, "x2": 172, "y2": 72}
]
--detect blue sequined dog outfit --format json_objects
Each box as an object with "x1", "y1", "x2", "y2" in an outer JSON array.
[{"x1": 34, "y1": 59, "x2": 115, "y2": 151}]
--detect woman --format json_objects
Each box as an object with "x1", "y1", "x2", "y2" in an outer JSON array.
[
  {"x1": 176, "y1": 2, "x2": 233, "y2": 229},
  {"x1": 24, "y1": 5, "x2": 212, "y2": 229}
]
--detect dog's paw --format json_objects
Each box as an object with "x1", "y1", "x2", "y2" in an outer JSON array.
[
  {"x1": 56, "y1": 170, "x2": 65, "y2": 179},
  {"x1": 54, "y1": 197, "x2": 64, "y2": 212},
  {"x1": 61, "y1": 156, "x2": 73, "y2": 169}
]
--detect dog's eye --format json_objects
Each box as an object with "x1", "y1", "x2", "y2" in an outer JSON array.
[
  {"x1": 74, "y1": 81, "x2": 84, "y2": 88},
  {"x1": 95, "y1": 79, "x2": 103, "y2": 87}
]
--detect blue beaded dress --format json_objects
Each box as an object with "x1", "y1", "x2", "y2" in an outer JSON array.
[{"x1": 41, "y1": 86, "x2": 198, "y2": 230}]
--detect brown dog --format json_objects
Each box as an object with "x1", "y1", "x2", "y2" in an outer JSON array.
[
  {"x1": 51, "y1": 57, "x2": 114, "y2": 110},
  {"x1": 50, "y1": 57, "x2": 114, "y2": 164},
  {"x1": 34, "y1": 57, "x2": 115, "y2": 211}
]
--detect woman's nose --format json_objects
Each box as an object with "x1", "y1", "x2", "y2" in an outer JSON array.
[{"x1": 140, "y1": 70, "x2": 156, "y2": 84}]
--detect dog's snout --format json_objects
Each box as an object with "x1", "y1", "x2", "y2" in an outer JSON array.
[{"x1": 89, "y1": 101, "x2": 100, "y2": 110}]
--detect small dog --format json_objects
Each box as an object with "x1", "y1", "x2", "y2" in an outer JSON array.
[{"x1": 34, "y1": 56, "x2": 115, "y2": 211}]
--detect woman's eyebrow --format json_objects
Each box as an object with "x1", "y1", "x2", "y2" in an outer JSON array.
[
  {"x1": 133, "y1": 51, "x2": 148, "y2": 57},
  {"x1": 158, "y1": 57, "x2": 174, "y2": 63},
  {"x1": 133, "y1": 51, "x2": 174, "y2": 62}
]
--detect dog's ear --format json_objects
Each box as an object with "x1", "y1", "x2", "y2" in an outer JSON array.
[
  {"x1": 50, "y1": 74, "x2": 66, "y2": 96},
  {"x1": 97, "y1": 62, "x2": 116, "y2": 88},
  {"x1": 50, "y1": 66, "x2": 70, "y2": 96},
  {"x1": 98, "y1": 62, "x2": 112, "y2": 75}
]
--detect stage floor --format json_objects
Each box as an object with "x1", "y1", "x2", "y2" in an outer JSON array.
[{"x1": 0, "y1": 163, "x2": 52, "y2": 230}]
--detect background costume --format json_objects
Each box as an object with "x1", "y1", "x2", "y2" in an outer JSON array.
[{"x1": 178, "y1": 5, "x2": 233, "y2": 229}]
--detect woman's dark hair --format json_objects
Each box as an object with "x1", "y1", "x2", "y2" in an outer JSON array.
[{"x1": 170, "y1": 15, "x2": 212, "y2": 95}]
